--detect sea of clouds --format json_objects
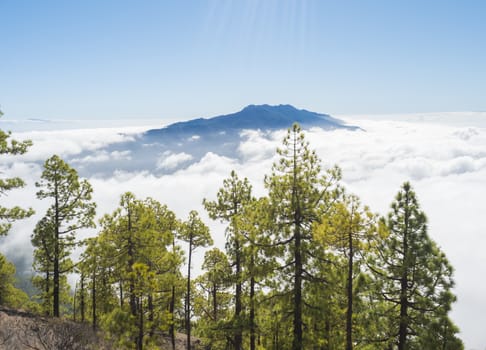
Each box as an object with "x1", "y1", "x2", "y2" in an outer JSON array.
[{"x1": 1, "y1": 113, "x2": 485, "y2": 349}]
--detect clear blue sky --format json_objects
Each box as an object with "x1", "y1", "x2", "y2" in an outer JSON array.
[{"x1": 1, "y1": 0, "x2": 486, "y2": 120}]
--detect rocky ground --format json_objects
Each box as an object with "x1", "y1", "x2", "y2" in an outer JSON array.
[
  {"x1": 0, "y1": 306, "x2": 200, "y2": 350},
  {"x1": 0, "y1": 306, "x2": 104, "y2": 349}
]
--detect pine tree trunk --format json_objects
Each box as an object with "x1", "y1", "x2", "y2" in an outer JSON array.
[
  {"x1": 186, "y1": 238, "x2": 193, "y2": 350},
  {"x1": 273, "y1": 317, "x2": 280, "y2": 350},
  {"x1": 170, "y1": 237, "x2": 177, "y2": 350},
  {"x1": 73, "y1": 284, "x2": 77, "y2": 322},
  {"x1": 398, "y1": 196, "x2": 410, "y2": 350},
  {"x1": 250, "y1": 272, "x2": 256, "y2": 350},
  {"x1": 53, "y1": 244, "x2": 60, "y2": 317},
  {"x1": 170, "y1": 284, "x2": 176, "y2": 350},
  {"x1": 53, "y1": 179, "x2": 60, "y2": 317},
  {"x1": 398, "y1": 278, "x2": 408, "y2": 350},
  {"x1": 92, "y1": 267, "x2": 97, "y2": 330},
  {"x1": 324, "y1": 316, "x2": 331, "y2": 350},
  {"x1": 293, "y1": 223, "x2": 303, "y2": 350},
  {"x1": 234, "y1": 239, "x2": 243, "y2": 350},
  {"x1": 102, "y1": 274, "x2": 109, "y2": 314},
  {"x1": 346, "y1": 230, "x2": 354, "y2": 350},
  {"x1": 291, "y1": 128, "x2": 303, "y2": 350},
  {"x1": 212, "y1": 284, "x2": 217, "y2": 320},
  {"x1": 119, "y1": 278, "x2": 124, "y2": 308},
  {"x1": 137, "y1": 296, "x2": 144, "y2": 350},
  {"x1": 148, "y1": 294, "x2": 154, "y2": 337},
  {"x1": 80, "y1": 273, "x2": 85, "y2": 322},
  {"x1": 45, "y1": 271, "x2": 50, "y2": 316},
  {"x1": 128, "y1": 210, "x2": 137, "y2": 317}
]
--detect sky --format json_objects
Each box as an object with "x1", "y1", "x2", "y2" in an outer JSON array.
[
  {"x1": 1, "y1": 0, "x2": 486, "y2": 120},
  {"x1": 2, "y1": 1, "x2": 486, "y2": 349}
]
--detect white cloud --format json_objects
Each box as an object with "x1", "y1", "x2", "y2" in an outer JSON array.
[
  {"x1": 1, "y1": 114, "x2": 486, "y2": 348},
  {"x1": 6, "y1": 126, "x2": 143, "y2": 163},
  {"x1": 110, "y1": 150, "x2": 132, "y2": 160},
  {"x1": 156, "y1": 152, "x2": 193, "y2": 170},
  {"x1": 72, "y1": 150, "x2": 132, "y2": 164},
  {"x1": 182, "y1": 152, "x2": 236, "y2": 176},
  {"x1": 238, "y1": 129, "x2": 279, "y2": 162}
]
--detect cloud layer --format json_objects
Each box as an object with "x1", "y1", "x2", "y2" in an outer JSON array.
[{"x1": 1, "y1": 114, "x2": 485, "y2": 349}]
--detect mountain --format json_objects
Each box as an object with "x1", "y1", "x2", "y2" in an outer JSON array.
[
  {"x1": 74, "y1": 104, "x2": 359, "y2": 176},
  {"x1": 145, "y1": 104, "x2": 356, "y2": 138}
]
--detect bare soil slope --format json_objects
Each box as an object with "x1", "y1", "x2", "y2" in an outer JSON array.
[{"x1": 0, "y1": 306, "x2": 199, "y2": 350}]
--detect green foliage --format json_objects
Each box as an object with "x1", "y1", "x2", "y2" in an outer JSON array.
[
  {"x1": 179, "y1": 210, "x2": 213, "y2": 250},
  {"x1": 193, "y1": 248, "x2": 233, "y2": 349},
  {"x1": 264, "y1": 123, "x2": 342, "y2": 350},
  {"x1": 32, "y1": 155, "x2": 96, "y2": 317},
  {"x1": 35, "y1": 155, "x2": 96, "y2": 232},
  {"x1": 101, "y1": 307, "x2": 138, "y2": 349},
  {"x1": 31, "y1": 271, "x2": 72, "y2": 315},
  {"x1": 0, "y1": 109, "x2": 35, "y2": 308},
  {"x1": 370, "y1": 182, "x2": 462, "y2": 349},
  {"x1": 0, "y1": 109, "x2": 34, "y2": 236},
  {"x1": 179, "y1": 210, "x2": 212, "y2": 350},
  {"x1": 0, "y1": 253, "x2": 33, "y2": 309},
  {"x1": 81, "y1": 193, "x2": 185, "y2": 350},
  {"x1": 0, "y1": 121, "x2": 464, "y2": 350},
  {"x1": 314, "y1": 194, "x2": 379, "y2": 350},
  {"x1": 203, "y1": 170, "x2": 253, "y2": 350}
]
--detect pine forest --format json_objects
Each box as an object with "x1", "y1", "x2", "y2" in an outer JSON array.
[{"x1": 0, "y1": 115, "x2": 464, "y2": 349}]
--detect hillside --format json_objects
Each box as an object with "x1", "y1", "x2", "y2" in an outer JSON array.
[
  {"x1": 0, "y1": 306, "x2": 103, "y2": 350},
  {"x1": 0, "y1": 306, "x2": 197, "y2": 350}
]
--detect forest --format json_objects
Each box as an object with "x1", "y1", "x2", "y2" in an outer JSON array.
[{"x1": 0, "y1": 111, "x2": 464, "y2": 350}]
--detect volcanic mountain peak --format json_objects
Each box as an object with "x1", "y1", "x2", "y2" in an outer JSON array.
[{"x1": 147, "y1": 104, "x2": 355, "y2": 137}]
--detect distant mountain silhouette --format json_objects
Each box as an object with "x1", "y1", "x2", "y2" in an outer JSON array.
[
  {"x1": 73, "y1": 105, "x2": 359, "y2": 176},
  {"x1": 145, "y1": 104, "x2": 356, "y2": 138}
]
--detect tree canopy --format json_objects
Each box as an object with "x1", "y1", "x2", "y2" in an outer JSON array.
[
  {"x1": 0, "y1": 109, "x2": 34, "y2": 310},
  {"x1": 0, "y1": 120, "x2": 464, "y2": 350}
]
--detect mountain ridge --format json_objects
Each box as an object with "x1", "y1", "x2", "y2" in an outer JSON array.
[
  {"x1": 146, "y1": 104, "x2": 356, "y2": 137},
  {"x1": 74, "y1": 104, "x2": 360, "y2": 176}
]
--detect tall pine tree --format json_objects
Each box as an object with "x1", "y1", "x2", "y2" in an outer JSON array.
[
  {"x1": 371, "y1": 182, "x2": 462, "y2": 349},
  {"x1": 0, "y1": 108, "x2": 34, "y2": 237},
  {"x1": 314, "y1": 194, "x2": 378, "y2": 350},
  {"x1": 264, "y1": 123, "x2": 342, "y2": 350},
  {"x1": 179, "y1": 210, "x2": 212, "y2": 350},
  {"x1": 0, "y1": 108, "x2": 34, "y2": 307},
  {"x1": 203, "y1": 170, "x2": 252, "y2": 350},
  {"x1": 34, "y1": 155, "x2": 96, "y2": 317}
]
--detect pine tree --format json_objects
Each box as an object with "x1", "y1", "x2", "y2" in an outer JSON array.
[
  {"x1": 142, "y1": 198, "x2": 181, "y2": 341},
  {"x1": 0, "y1": 253, "x2": 31, "y2": 308},
  {"x1": 78, "y1": 236, "x2": 118, "y2": 330},
  {"x1": 179, "y1": 210, "x2": 212, "y2": 350},
  {"x1": 34, "y1": 155, "x2": 96, "y2": 317},
  {"x1": 159, "y1": 209, "x2": 184, "y2": 350},
  {"x1": 0, "y1": 109, "x2": 34, "y2": 307},
  {"x1": 194, "y1": 248, "x2": 232, "y2": 349},
  {"x1": 203, "y1": 170, "x2": 252, "y2": 350},
  {"x1": 0, "y1": 109, "x2": 34, "y2": 237},
  {"x1": 264, "y1": 123, "x2": 342, "y2": 350},
  {"x1": 235, "y1": 196, "x2": 278, "y2": 350},
  {"x1": 314, "y1": 194, "x2": 378, "y2": 350},
  {"x1": 372, "y1": 182, "x2": 462, "y2": 349},
  {"x1": 95, "y1": 193, "x2": 182, "y2": 350}
]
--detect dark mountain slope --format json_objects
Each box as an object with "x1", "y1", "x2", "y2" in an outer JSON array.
[
  {"x1": 75, "y1": 104, "x2": 359, "y2": 176},
  {"x1": 145, "y1": 104, "x2": 355, "y2": 139}
]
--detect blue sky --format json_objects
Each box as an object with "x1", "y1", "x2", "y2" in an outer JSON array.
[{"x1": 1, "y1": 0, "x2": 486, "y2": 120}]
